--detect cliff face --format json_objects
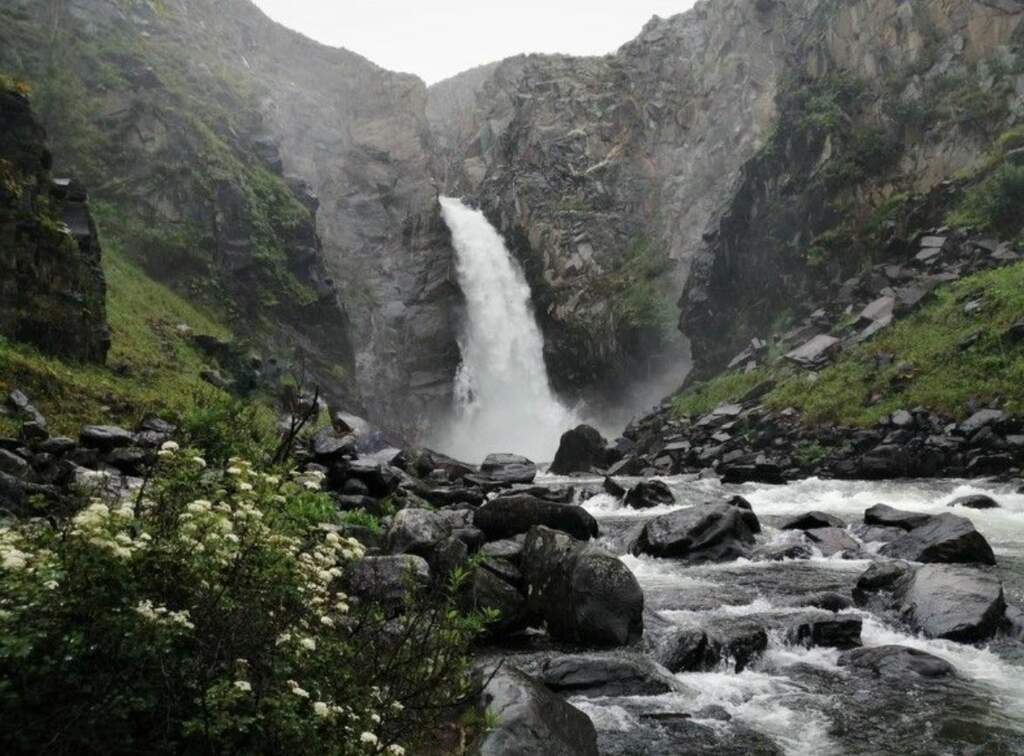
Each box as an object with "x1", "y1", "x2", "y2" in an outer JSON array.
[
  {"x1": 0, "y1": 0, "x2": 460, "y2": 435},
  {"x1": 0, "y1": 84, "x2": 109, "y2": 363},
  {"x1": 428, "y1": 0, "x2": 1024, "y2": 404}
]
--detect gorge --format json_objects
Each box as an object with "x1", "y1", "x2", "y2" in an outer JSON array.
[{"x1": 1, "y1": 0, "x2": 1024, "y2": 754}]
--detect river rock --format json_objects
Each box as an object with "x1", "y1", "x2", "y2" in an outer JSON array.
[
  {"x1": 893, "y1": 563, "x2": 1006, "y2": 642},
  {"x1": 481, "y1": 453, "x2": 538, "y2": 484},
  {"x1": 603, "y1": 476, "x2": 627, "y2": 497},
  {"x1": 461, "y1": 566, "x2": 528, "y2": 635},
  {"x1": 864, "y1": 503, "x2": 931, "y2": 531},
  {"x1": 530, "y1": 654, "x2": 675, "y2": 697},
  {"x1": 778, "y1": 511, "x2": 845, "y2": 530},
  {"x1": 474, "y1": 494, "x2": 598, "y2": 541},
  {"x1": 623, "y1": 479, "x2": 675, "y2": 509},
  {"x1": 481, "y1": 537, "x2": 525, "y2": 563},
  {"x1": 879, "y1": 513, "x2": 996, "y2": 565},
  {"x1": 345, "y1": 554, "x2": 430, "y2": 612},
  {"x1": 549, "y1": 425, "x2": 609, "y2": 475},
  {"x1": 644, "y1": 612, "x2": 718, "y2": 672},
  {"x1": 310, "y1": 427, "x2": 357, "y2": 462},
  {"x1": 386, "y1": 508, "x2": 451, "y2": 556},
  {"x1": 633, "y1": 503, "x2": 759, "y2": 562},
  {"x1": 0, "y1": 449, "x2": 28, "y2": 478},
  {"x1": 522, "y1": 526, "x2": 643, "y2": 646},
  {"x1": 710, "y1": 621, "x2": 768, "y2": 672},
  {"x1": 948, "y1": 494, "x2": 1000, "y2": 510},
  {"x1": 787, "y1": 617, "x2": 862, "y2": 649},
  {"x1": 476, "y1": 666, "x2": 599, "y2": 756},
  {"x1": 805, "y1": 527, "x2": 862, "y2": 558},
  {"x1": 838, "y1": 645, "x2": 956, "y2": 679}
]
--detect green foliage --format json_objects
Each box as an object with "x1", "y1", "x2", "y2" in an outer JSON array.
[
  {"x1": 767, "y1": 261, "x2": 1024, "y2": 424},
  {"x1": 178, "y1": 390, "x2": 278, "y2": 467},
  {"x1": 794, "y1": 442, "x2": 829, "y2": 466},
  {"x1": 337, "y1": 509, "x2": 382, "y2": 534},
  {"x1": 671, "y1": 369, "x2": 769, "y2": 417},
  {"x1": 610, "y1": 237, "x2": 675, "y2": 333},
  {"x1": 0, "y1": 448, "x2": 488, "y2": 755},
  {"x1": 790, "y1": 71, "x2": 866, "y2": 135},
  {"x1": 948, "y1": 163, "x2": 1024, "y2": 238}
]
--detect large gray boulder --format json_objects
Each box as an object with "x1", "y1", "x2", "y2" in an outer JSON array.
[
  {"x1": 460, "y1": 567, "x2": 528, "y2": 636},
  {"x1": 386, "y1": 507, "x2": 451, "y2": 557},
  {"x1": 893, "y1": 564, "x2": 1006, "y2": 642},
  {"x1": 805, "y1": 527, "x2": 862, "y2": 558},
  {"x1": 864, "y1": 503, "x2": 931, "y2": 531},
  {"x1": 879, "y1": 513, "x2": 996, "y2": 565},
  {"x1": 524, "y1": 653, "x2": 675, "y2": 697},
  {"x1": 481, "y1": 453, "x2": 538, "y2": 484},
  {"x1": 476, "y1": 667, "x2": 599, "y2": 756},
  {"x1": 522, "y1": 526, "x2": 643, "y2": 646},
  {"x1": 632, "y1": 503, "x2": 760, "y2": 562},
  {"x1": 79, "y1": 425, "x2": 135, "y2": 451},
  {"x1": 549, "y1": 424, "x2": 609, "y2": 475},
  {"x1": 778, "y1": 511, "x2": 845, "y2": 530},
  {"x1": 623, "y1": 479, "x2": 675, "y2": 509},
  {"x1": 474, "y1": 494, "x2": 598, "y2": 541},
  {"x1": 838, "y1": 645, "x2": 956, "y2": 679},
  {"x1": 344, "y1": 555, "x2": 430, "y2": 612}
]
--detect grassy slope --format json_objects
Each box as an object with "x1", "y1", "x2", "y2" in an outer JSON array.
[
  {"x1": 0, "y1": 240, "x2": 231, "y2": 437},
  {"x1": 672, "y1": 261, "x2": 1024, "y2": 425}
]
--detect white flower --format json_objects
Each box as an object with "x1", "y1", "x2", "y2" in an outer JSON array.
[
  {"x1": 233, "y1": 680, "x2": 252, "y2": 693},
  {"x1": 43, "y1": 579, "x2": 59, "y2": 590},
  {"x1": 387, "y1": 745, "x2": 406, "y2": 756},
  {"x1": 160, "y1": 441, "x2": 179, "y2": 452},
  {"x1": 237, "y1": 482, "x2": 254, "y2": 492},
  {"x1": 320, "y1": 615, "x2": 334, "y2": 628},
  {"x1": 226, "y1": 467, "x2": 243, "y2": 476},
  {"x1": 313, "y1": 701, "x2": 330, "y2": 718},
  {"x1": 300, "y1": 637, "x2": 316, "y2": 651},
  {"x1": 190, "y1": 456, "x2": 207, "y2": 468},
  {"x1": 360, "y1": 732, "x2": 378, "y2": 746},
  {"x1": 1, "y1": 551, "x2": 27, "y2": 570},
  {"x1": 291, "y1": 686, "x2": 310, "y2": 698}
]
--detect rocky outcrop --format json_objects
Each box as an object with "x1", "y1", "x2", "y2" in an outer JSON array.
[{"x1": 0, "y1": 85, "x2": 109, "y2": 362}]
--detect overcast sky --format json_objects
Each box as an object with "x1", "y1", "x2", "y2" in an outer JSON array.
[{"x1": 250, "y1": 0, "x2": 698, "y2": 84}]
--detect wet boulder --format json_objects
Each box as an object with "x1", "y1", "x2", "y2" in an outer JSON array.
[
  {"x1": 527, "y1": 654, "x2": 675, "y2": 697},
  {"x1": 474, "y1": 494, "x2": 598, "y2": 541},
  {"x1": 879, "y1": 513, "x2": 995, "y2": 565},
  {"x1": 893, "y1": 563, "x2": 1006, "y2": 642},
  {"x1": 805, "y1": 527, "x2": 863, "y2": 558},
  {"x1": 549, "y1": 425, "x2": 609, "y2": 475},
  {"x1": 481, "y1": 453, "x2": 538, "y2": 484},
  {"x1": 460, "y1": 566, "x2": 528, "y2": 636},
  {"x1": 838, "y1": 645, "x2": 955, "y2": 679},
  {"x1": 623, "y1": 479, "x2": 675, "y2": 509},
  {"x1": 522, "y1": 526, "x2": 643, "y2": 646},
  {"x1": 778, "y1": 511, "x2": 845, "y2": 531},
  {"x1": 854, "y1": 560, "x2": 913, "y2": 602},
  {"x1": 475, "y1": 666, "x2": 599, "y2": 756},
  {"x1": 344, "y1": 555, "x2": 430, "y2": 613},
  {"x1": 633, "y1": 503, "x2": 760, "y2": 562},
  {"x1": 787, "y1": 617, "x2": 862, "y2": 649},
  {"x1": 864, "y1": 503, "x2": 931, "y2": 532},
  {"x1": 644, "y1": 612, "x2": 718, "y2": 672},
  {"x1": 709, "y1": 622, "x2": 768, "y2": 672},
  {"x1": 79, "y1": 425, "x2": 135, "y2": 451},
  {"x1": 948, "y1": 494, "x2": 1000, "y2": 510},
  {"x1": 309, "y1": 427, "x2": 356, "y2": 462}
]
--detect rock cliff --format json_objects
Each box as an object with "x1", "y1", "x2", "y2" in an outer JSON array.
[{"x1": 0, "y1": 82, "x2": 109, "y2": 363}]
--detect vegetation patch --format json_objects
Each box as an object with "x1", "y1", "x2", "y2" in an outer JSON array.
[{"x1": 671, "y1": 369, "x2": 769, "y2": 417}]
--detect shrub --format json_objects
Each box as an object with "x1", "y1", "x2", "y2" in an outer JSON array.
[
  {"x1": 0, "y1": 445, "x2": 489, "y2": 755},
  {"x1": 178, "y1": 389, "x2": 278, "y2": 467},
  {"x1": 948, "y1": 163, "x2": 1024, "y2": 236}
]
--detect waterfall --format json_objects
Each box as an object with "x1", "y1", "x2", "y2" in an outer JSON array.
[{"x1": 432, "y1": 196, "x2": 578, "y2": 463}]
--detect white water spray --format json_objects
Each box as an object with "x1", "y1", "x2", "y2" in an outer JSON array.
[{"x1": 432, "y1": 197, "x2": 578, "y2": 462}]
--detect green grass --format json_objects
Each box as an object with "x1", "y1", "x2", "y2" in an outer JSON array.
[
  {"x1": 768, "y1": 261, "x2": 1024, "y2": 424},
  {"x1": 671, "y1": 369, "x2": 770, "y2": 417},
  {"x1": 0, "y1": 242, "x2": 234, "y2": 436}
]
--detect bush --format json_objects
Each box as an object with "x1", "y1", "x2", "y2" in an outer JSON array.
[
  {"x1": 0, "y1": 445, "x2": 489, "y2": 755},
  {"x1": 948, "y1": 163, "x2": 1024, "y2": 236},
  {"x1": 178, "y1": 389, "x2": 278, "y2": 467}
]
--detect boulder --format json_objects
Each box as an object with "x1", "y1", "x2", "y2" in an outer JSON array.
[
  {"x1": 787, "y1": 617, "x2": 862, "y2": 649},
  {"x1": 785, "y1": 334, "x2": 841, "y2": 368},
  {"x1": 0, "y1": 449, "x2": 28, "y2": 478},
  {"x1": 474, "y1": 495, "x2": 598, "y2": 541},
  {"x1": 309, "y1": 427, "x2": 356, "y2": 462},
  {"x1": 529, "y1": 654, "x2": 674, "y2": 697},
  {"x1": 522, "y1": 526, "x2": 643, "y2": 646},
  {"x1": 778, "y1": 511, "x2": 845, "y2": 531},
  {"x1": 893, "y1": 564, "x2": 1006, "y2": 642},
  {"x1": 805, "y1": 527, "x2": 862, "y2": 558},
  {"x1": 864, "y1": 503, "x2": 931, "y2": 532},
  {"x1": 854, "y1": 560, "x2": 913, "y2": 601},
  {"x1": 958, "y1": 409, "x2": 1004, "y2": 435},
  {"x1": 460, "y1": 566, "x2": 528, "y2": 635},
  {"x1": 603, "y1": 476, "x2": 627, "y2": 497},
  {"x1": 633, "y1": 503, "x2": 759, "y2": 562},
  {"x1": 879, "y1": 513, "x2": 995, "y2": 565},
  {"x1": 481, "y1": 537, "x2": 524, "y2": 564},
  {"x1": 644, "y1": 613, "x2": 718, "y2": 672},
  {"x1": 344, "y1": 555, "x2": 430, "y2": 612},
  {"x1": 623, "y1": 479, "x2": 675, "y2": 509},
  {"x1": 481, "y1": 453, "x2": 538, "y2": 484},
  {"x1": 549, "y1": 425, "x2": 609, "y2": 475},
  {"x1": 710, "y1": 622, "x2": 768, "y2": 672},
  {"x1": 386, "y1": 508, "x2": 451, "y2": 556},
  {"x1": 79, "y1": 425, "x2": 135, "y2": 451},
  {"x1": 948, "y1": 494, "x2": 1000, "y2": 510},
  {"x1": 475, "y1": 667, "x2": 599, "y2": 756},
  {"x1": 838, "y1": 645, "x2": 956, "y2": 679}
]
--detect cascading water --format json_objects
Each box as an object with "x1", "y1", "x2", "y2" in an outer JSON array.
[{"x1": 432, "y1": 196, "x2": 578, "y2": 463}]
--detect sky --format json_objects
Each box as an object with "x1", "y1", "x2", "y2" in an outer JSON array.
[{"x1": 250, "y1": 0, "x2": 698, "y2": 84}]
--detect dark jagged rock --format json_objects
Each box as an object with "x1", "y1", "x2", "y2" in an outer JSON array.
[
  {"x1": 309, "y1": 428, "x2": 357, "y2": 462},
  {"x1": 893, "y1": 564, "x2": 1006, "y2": 642},
  {"x1": 522, "y1": 526, "x2": 643, "y2": 646},
  {"x1": 79, "y1": 425, "x2": 135, "y2": 451},
  {"x1": 805, "y1": 527, "x2": 862, "y2": 558},
  {"x1": 710, "y1": 622, "x2": 769, "y2": 672},
  {"x1": 838, "y1": 645, "x2": 956, "y2": 679},
  {"x1": 854, "y1": 561, "x2": 913, "y2": 601},
  {"x1": 460, "y1": 567, "x2": 528, "y2": 635},
  {"x1": 530, "y1": 654, "x2": 674, "y2": 697},
  {"x1": 603, "y1": 476, "x2": 627, "y2": 498},
  {"x1": 879, "y1": 513, "x2": 996, "y2": 565},
  {"x1": 386, "y1": 508, "x2": 451, "y2": 557},
  {"x1": 549, "y1": 425, "x2": 610, "y2": 475},
  {"x1": 787, "y1": 617, "x2": 862, "y2": 649},
  {"x1": 948, "y1": 494, "x2": 1000, "y2": 510},
  {"x1": 623, "y1": 479, "x2": 675, "y2": 509},
  {"x1": 344, "y1": 555, "x2": 430, "y2": 613},
  {"x1": 474, "y1": 495, "x2": 598, "y2": 541},
  {"x1": 644, "y1": 612, "x2": 718, "y2": 672},
  {"x1": 633, "y1": 503, "x2": 759, "y2": 562},
  {"x1": 476, "y1": 667, "x2": 599, "y2": 756},
  {"x1": 864, "y1": 503, "x2": 931, "y2": 532},
  {"x1": 480, "y1": 453, "x2": 538, "y2": 484},
  {"x1": 778, "y1": 511, "x2": 845, "y2": 531}
]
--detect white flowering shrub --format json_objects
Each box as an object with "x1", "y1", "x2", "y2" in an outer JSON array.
[{"x1": 0, "y1": 443, "x2": 489, "y2": 754}]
